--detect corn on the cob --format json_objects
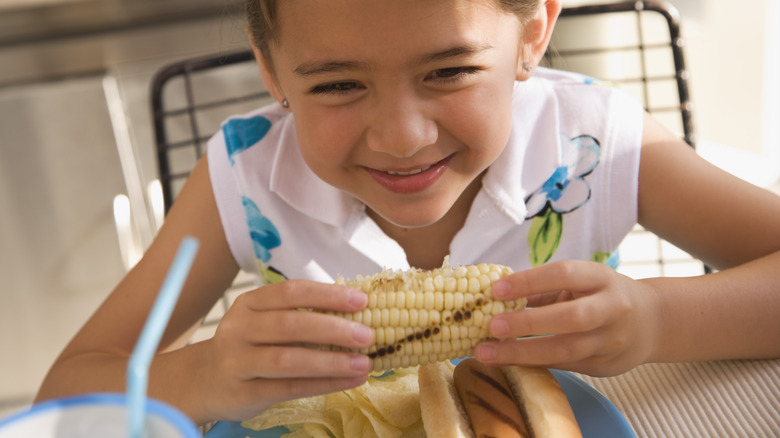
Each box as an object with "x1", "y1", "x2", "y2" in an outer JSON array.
[{"x1": 322, "y1": 259, "x2": 524, "y2": 372}]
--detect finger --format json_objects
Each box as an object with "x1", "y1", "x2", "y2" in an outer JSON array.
[
  {"x1": 230, "y1": 309, "x2": 374, "y2": 349},
  {"x1": 238, "y1": 280, "x2": 368, "y2": 313},
  {"x1": 524, "y1": 290, "x2": 576, "y2": 308},
  {"x1": 488, "y1": 297, "x2": 606, "y2": 339},
  {"x1": 474, "y1": 331, "x2": 603, "y2": 368},
  {"x1": 239, "y1": 345, "x2": 372, "y2": 379},
  {"x1": 492, "y1": 260, "x2": 611, "y2": 301}
]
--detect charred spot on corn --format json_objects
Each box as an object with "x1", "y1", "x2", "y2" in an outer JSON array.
[{"x1": 321, "y1": 258, "x2": 526, "y2": 372}]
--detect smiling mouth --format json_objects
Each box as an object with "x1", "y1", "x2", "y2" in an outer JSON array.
[
  {"x1": 366, "y1": 155, "x2": 452, "y2": 194},
  {"x1": 384, "y1": 164, "x2": 435, "y2": 176}
]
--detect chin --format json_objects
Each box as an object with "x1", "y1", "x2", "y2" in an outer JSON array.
[{"x1": 369, "y1": 202, "x2": 451, "y2": 229}]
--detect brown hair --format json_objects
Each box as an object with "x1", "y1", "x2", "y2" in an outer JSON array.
[{"x1": 246, "y1": 0, "x2": 540, "y2": 63}]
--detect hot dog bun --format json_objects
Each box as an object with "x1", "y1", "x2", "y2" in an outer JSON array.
[
  {"x1": 418, "y1": 361, "x2": 474, "y2": 438},
  {"x1": 501, "y1": 363, "x2": 582, "y2": 437},
  {"x1": 419, "y1": 359, "x2": 582, "y2": 438}
]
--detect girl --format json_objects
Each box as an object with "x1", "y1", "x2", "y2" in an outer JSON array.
[{"x1": 36, "y1": 0, "x2": 780, "y2": 426}]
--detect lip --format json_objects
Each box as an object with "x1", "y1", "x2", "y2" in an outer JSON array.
[{"x1": 365, "y1": 155, "x2": 452, "y2": 194}]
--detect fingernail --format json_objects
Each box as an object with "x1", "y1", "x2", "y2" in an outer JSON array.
[
  {"x1": 475, "y1": 344, "x2": 497, "y2": 361},
  {"x1": 491, "y1": 318, "x2": 509, "y2": 337},
  {"x1": 351, "y1": 355, "x2": 371, "y2": 372},
  {"x1": 353, "y1": 323, "x2": 373, "y2": 344},
  {"x1": 491, "y1": 280, "x2": 510, "y2": 299},
  {"x1": 347, "y1": 289, "x2": 367, "y2": 308}
]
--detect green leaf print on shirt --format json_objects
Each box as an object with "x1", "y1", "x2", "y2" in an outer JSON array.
[
  {"x1": 528, "y1": 207, "x2": 563, "y2": 267},
  {"x1": 592, "y1": 250, "x2": 620, "y2": 270},
  {"x1": 258, "y1": 264, "x2": 286, "y2": 284}
]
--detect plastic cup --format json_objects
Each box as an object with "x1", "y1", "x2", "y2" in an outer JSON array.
[{"x1": 0, "y1": 393, "x2": 201, "y2": 438}]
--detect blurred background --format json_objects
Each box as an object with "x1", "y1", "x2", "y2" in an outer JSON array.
[{"x1": 1, "y1": 0, "x2": 778, "y2": 418}]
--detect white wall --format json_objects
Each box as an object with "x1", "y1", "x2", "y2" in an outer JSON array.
[{"x1": 677, "y1": 0, "x2": 779, "y2": 186}]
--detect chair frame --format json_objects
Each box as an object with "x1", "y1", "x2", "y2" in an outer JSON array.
[
  {"x1": 553, "y1": 0, "x2": 694, "y2": 148},
  {"x1": 150, "y1": 50, "x2": 269, "y2": 214}
]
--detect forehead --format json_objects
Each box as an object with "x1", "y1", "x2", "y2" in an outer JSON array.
[{"x1": 271, "y1": 0, "x2": 519, "y2": 67}]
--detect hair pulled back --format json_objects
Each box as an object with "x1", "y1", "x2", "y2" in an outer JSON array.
[{"x1": 246, "y1": 0, "x2": 540, "y2": 63}]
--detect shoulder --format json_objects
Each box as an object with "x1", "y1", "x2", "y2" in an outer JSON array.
[
  {"x1": 530, "y1": 67, "x2": 619, "y2": 90},
  {"x1": 527, "y1": 67, "x2": 640, "y2": 111},
  {"x1": 216, "y1": 103, "x2": 294, "y2": 162},
  {"x1": 513, "y1": 68, "x2": 644, "y2": 146}
]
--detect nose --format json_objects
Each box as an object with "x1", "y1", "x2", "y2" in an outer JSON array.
[{"x1": 364, "y1": 92, "x2": 438, "y2": 158}]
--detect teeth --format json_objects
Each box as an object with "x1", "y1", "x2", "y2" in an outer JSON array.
[{"x1": 386, "y1": 164, "x2": 433, "y2": 176}]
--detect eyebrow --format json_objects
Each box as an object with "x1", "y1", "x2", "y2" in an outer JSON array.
[
  {"x1": 293, "y1": 43, "x2": 493, "y2": 77},
  {"x1": 294, "y1": 60, "x2": 370, "y2": 77},
  {"x1": 414, "y1": 43, "x2": 493, "y2": 65}
]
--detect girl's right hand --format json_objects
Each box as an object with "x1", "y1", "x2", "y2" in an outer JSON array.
[{"x1": 194, "y1": 280, "x2": 374, "y2": 422}]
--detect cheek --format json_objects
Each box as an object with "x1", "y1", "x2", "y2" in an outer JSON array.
[
  {"x1": 446, "y1": 88, "x2": 514, "y2": 162},
  {"x1": 294, "y1": 110, "x2": 361, "y2": 179}
]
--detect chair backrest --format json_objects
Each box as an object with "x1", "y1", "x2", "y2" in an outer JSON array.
[
  {"x1": 149, "y1": 0, "x2": 704, "y2": 277},
  {"x1": 150, "y1": 50, "x2": 274, "y2": 214},
  {"x1": 543, "y1": 1, "x2": 694, "y2": 147}
]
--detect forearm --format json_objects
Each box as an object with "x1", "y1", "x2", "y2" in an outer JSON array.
[
  {"x1": 35, "y1": 342, "x2": 213, "y2": 425},
  {"x1": 644, "y1": 250, "x2": 780, "y2": 363}
]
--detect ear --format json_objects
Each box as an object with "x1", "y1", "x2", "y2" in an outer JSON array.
[
  {"x1": 247, "y1": 26, "x2": 290, "y2": 111},
  {"x1": 516, "y1": 0, "x2": 562, "y2": 81}
]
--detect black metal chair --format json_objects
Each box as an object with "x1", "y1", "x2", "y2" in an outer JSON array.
[
  {"x1": 544, "y1": 0, "x2": 694, "y2": 147},
  {"x1": 149, "y1": 1, "x2": 705, "y2": 295},
  {"x1": 150, "y1": 50, "x2": 273, "y2": 215}
]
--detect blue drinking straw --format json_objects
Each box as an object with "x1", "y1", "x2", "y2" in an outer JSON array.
[{"x1": 127, "y1": 237, "x2": 199, "y2": 438}]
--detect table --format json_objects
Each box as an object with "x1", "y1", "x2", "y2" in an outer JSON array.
[
  {"x1": 575, "y1": 359, "x2": 780, "y2": 437},
  {"x1": 200, "y1": 358, "x2": 779, "y2": 437}
]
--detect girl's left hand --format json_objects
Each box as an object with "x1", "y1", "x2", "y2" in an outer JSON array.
[{"x1": 474, "y1": 260, "x2": 661, "y2": 376}]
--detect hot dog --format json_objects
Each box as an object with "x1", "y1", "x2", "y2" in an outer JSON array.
[
  {"x1": 419, "y1": 359, "x2": 582, "y2": 438},
  {"x1": 454, "y1": 359, "x2": 531, "y2": 437}
]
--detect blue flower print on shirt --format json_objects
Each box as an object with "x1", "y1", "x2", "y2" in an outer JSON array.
[
  {"x1": 242, "y1": 196, "x2": 281, "y2": 263},
  {"x1": 583, "y1": 75, "x2": 616, "y2": 88},
  {"x1": 526, "y1": 134, "x2": 601, "y2": 217},
  {"x1": 242, "y1": 196, "x2": 286, "y2": 284},
  {"x1": 526, "y1": 134, "x2": 601, "y2": 266},
  {"x1": 223, "y1": 115, "x2": 272, "y2": 165},
  {"x1": 592, "y1": 250, "x2": 620, "y2": 270}
]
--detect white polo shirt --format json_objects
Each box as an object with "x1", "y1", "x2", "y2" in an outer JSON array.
[{"x1": 208, "y1": 68, "x2": 643, "y2": 285}]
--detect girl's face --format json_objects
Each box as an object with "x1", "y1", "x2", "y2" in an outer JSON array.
[{"x1": 264, "y1": 0, "x2": 526, "y2": 229}]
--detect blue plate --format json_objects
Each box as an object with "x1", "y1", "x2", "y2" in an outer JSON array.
[{"x1": 206, "y1": 369, "x2": 635, "y2": 437}]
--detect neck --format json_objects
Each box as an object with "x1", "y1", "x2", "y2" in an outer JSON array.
[{"x1": 368, "y1": 176, "x2": 483, "y2": 270}]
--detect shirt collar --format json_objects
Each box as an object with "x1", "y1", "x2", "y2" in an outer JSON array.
[{"x1": 480, "y1": 78, "x2": 560, "y2": 223}]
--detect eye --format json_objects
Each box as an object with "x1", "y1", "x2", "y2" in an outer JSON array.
[
  {"x1": 426, "y1": 66, "x2": 482, "y2": 82},
  {"x1": 309, "y1": 81, "x2": 364, "y2": 95}
]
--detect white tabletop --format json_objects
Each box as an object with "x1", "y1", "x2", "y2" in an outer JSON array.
[{"x1": 575, "y1": 359, "x2": 780, "y2": 437}]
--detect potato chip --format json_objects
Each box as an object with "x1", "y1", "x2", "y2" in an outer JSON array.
[
  {"x1": 343, "y1": 409, "x2": 369, "y2": 438},
  {"x1": 349, "y1": 389, "x2": 402, "y2": 438},
  {"x1": 300, "y1": 423, "x2": 333, "y2": 438},
  {"x1": 362, "y1": 370, "x2": 421, "y2": 428},
  {"x1": 400, "y1": 419, "x2": 426, "y2": 438},
  {"x1": 242, "y1": 367, "x2": 425, "y2": 438},
  {"x1": 241, "y1": 395, "x2": 342, "y2": 437}
]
